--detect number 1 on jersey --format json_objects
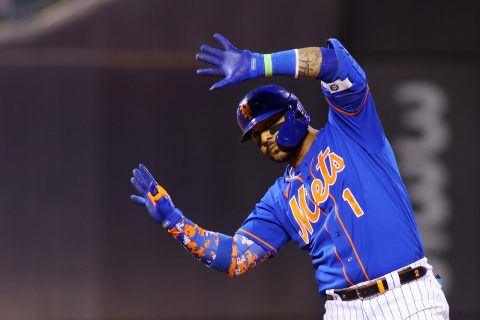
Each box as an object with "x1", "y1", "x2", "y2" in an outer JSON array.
[{"x1": 342, "y1": 188, "x2": 364, "y2": 217}]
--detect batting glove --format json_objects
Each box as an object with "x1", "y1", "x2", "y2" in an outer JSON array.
[
  {"x1": 196, "y1": 33, "x2": 262, "y2": 90},
  {"x1": 130, "y1": 164, "x2": 183, "y2": 228}
]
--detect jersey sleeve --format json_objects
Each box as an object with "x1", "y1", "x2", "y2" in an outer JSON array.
[
  {"x1": 236, "y1": 184, "x2": 290, "y2": 256},
  {"x1": 321, "y1": 38, "x2": 386, "y2": 153}
]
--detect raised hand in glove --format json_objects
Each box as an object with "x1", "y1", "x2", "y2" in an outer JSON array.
[
  {"x1": 130, "y1": 164, "x2": 182, "y2": 228},
  {"x1": 196, "y1": 33, "x2": 263, "y2": 90}
]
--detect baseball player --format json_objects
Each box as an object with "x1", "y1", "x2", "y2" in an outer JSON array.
[{"x1": 130, "y1": 34, "x2": 449, "y2": 319}]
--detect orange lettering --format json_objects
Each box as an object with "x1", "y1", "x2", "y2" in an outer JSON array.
[
  {"x1": 316, "y1": 147, "x2": 330, "y2": 171},
  {"x1": 289, "y1": 195, "x2": 311, "y2": 244},
  {"x1": 240, "y1": 103, "x2": 253, "y2": 120},
  {"x1": 311, "y1": 178, "x2": 328, "y2": 204},
  {"x1": 316, "y1": 147, "x2": 336, "y2": 186},
  {"x1": 329, "y1": 152, "x2": 345, "y2": 173},
  {"x1": 290, "y1": 146, "x2": 349, "y2": 244},
  {"x1": 299, "y1": 185, "x2": 320, "y2": 223},
  {"x1": 342, "y1": 188, "x2": 364, "y2": 217}
]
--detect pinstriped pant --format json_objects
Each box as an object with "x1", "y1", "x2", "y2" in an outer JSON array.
[{"x1": 324, "y1": 258, "x2": 449, "y2": 320}]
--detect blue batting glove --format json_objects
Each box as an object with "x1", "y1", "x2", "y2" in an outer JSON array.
[
  {"x1": 196, "y1": 33, "x2": 263, "y2": 90},
  {"x1": 130, "y1": 164, "x2": 183, "y2": 228}
]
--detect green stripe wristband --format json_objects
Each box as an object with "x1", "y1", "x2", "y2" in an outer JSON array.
[{"x1": 263, "y1": 54, "x2": 273, "y2": 77}]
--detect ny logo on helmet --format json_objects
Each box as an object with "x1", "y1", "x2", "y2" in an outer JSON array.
[{"x1": 240, "y1": 102, "x2": 253, "y2": 120}]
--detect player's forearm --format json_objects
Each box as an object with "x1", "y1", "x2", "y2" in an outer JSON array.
[
  {"x1": 254, "y1": 47, "x2": 338, "y2": 82},
  {"x1": 130, "y1": 165, "x2": 271, "y2": 277},
  {"x1": 297, "y1": 47, "x2": 322, "y2": 78},
  {"x1": 168, "y1": 216, "x2": 270, "y2": 277}
]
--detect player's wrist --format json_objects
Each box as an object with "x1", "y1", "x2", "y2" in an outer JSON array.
[
  {"x1": 270, "y1": 49, "x2": 297, "y2": 77},
  {"x1": 250, "y1": 53, "x2": 265, "y2": 78},
  {"x1": 149, "y1": 204, "x2": 182, "y2": 228},
  {"x1": 160, "y1": 208, "x2": 183, "y2": 228},
  {"x1": 251, "y1": 49, "x2": 298, "y2": 79},
  {"x1": 147, "y1": 190, "x2": 183, "y2": 228}
]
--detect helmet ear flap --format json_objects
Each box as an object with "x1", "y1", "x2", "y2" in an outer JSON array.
[
  {"x1": 276, "y1": 109, "x2": 309, "y2": 148},
  {"x1": 237, "y1": 85, "x2": 310, "y2": 145}
]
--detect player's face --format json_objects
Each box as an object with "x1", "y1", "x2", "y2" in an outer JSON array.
[{"x1": 250, "y1": 113, "x2": 296, "y2": 163}]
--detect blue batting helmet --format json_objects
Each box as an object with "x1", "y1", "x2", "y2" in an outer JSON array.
[{"x1": 237, "y1": 85, "x2": 310, "y2": 148}]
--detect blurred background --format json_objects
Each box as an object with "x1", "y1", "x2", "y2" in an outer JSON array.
[{"x1": 0, "y1": 0, "x2": 477, "y2": 319}]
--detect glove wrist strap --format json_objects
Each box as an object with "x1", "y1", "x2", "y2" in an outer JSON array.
[
  {"x1": 161, "y1": 208, "x2": 183, "y2": 228},
  {"x1": 250, "y1": 53, "x2": 265, "y2": 78}
]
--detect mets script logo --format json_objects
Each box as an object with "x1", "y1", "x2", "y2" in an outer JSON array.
[
  {"x1": 240, "y1": 102, "x2": 253, "y2": 120},
  {"x1": 289, "y1": 147, "x2": 345, "y2": 244}
]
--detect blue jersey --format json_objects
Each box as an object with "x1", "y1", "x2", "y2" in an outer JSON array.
[{"x1": 236, "y1": 39, "x2": 424, "y2": 295}]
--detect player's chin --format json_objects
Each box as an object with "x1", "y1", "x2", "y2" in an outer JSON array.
[{"x1": 267, "y1": 148, "x2": 290, "y2": 163}]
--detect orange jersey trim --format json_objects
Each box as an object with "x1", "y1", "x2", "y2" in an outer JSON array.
[
  {"x1": 334, "y1": 247, "x2": 355, "y2": 286},
  {"x1": 238, "y1": 229, "x2": 277, "y2": 254},
  {"x1": 325, "y1": 85, "x2": 370, "y2": 116},
  {"x1": 329, "y1": 193, "x2": 370, "y2": 281},
  {"x1": 284, "y1": 183, "x2": 291, "y2": 199},
  {"x1": 309, "y1": 157, "x2": 317, "y2": 179}
]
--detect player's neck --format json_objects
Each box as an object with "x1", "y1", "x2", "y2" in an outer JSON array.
[{"x1": 289, "y1": 127, "x2": 318, "y2": 168}]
